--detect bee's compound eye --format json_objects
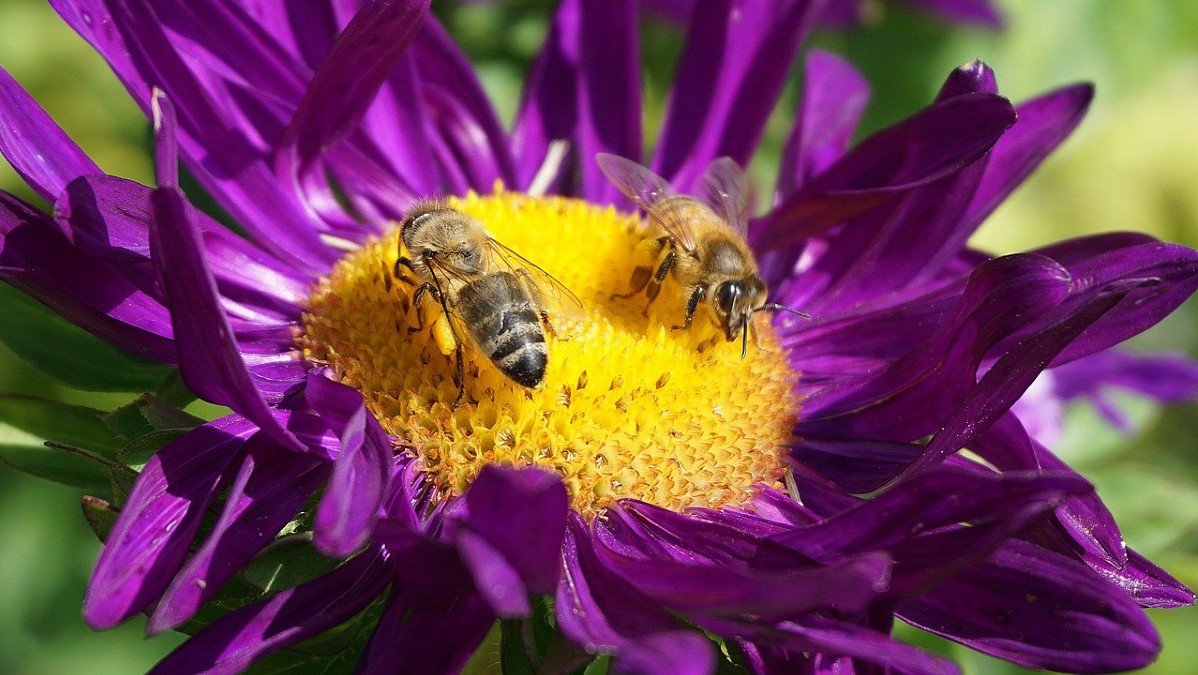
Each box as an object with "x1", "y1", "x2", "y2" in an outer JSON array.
[{"x1": 715, "y1": 281, "x2": 740, "y2": 314}]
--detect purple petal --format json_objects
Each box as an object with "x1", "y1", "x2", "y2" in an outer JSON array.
[
  {"x1": 410, "y1": 17, "x2": 516, "y2": 190},
  {"x1": 799, "y1": 254, "x2": 1071, "y2": 438},
  {"x1": 653, "y1": 0, "x2": 820, "y2": 188},
  {"x1": 1054, "y1": 349, "x2": 1198, "y2": 408},
  {"x1": 772, "y1": 467, "x2": 1090, "y2": 561},
  {"x1": 895, "y1": 277, "x2": 1141, "y2": 485},
  {"x1": 704, "y1": 615, "x2": 960, "y2": 675},
  {"x1": 752, "y1": 93, "x2": 1016, "y2": 251},
  {"x1": 359, "y1": 583, "x2": 496, "y2": 674},
  {"x1": 557, "y1": 514, "x2": 714, "y2": 673},
  {"x1": 455, "y1": 465, "x2": 568, "y2": 613},
  {"x1": 148, "y1": 185, "x2": 302, "y2": 450},
  {"x1": 593, "y1": 505, "x2": 891, "y2": 617},
  {"x1": 776, "y1": 49, "x2": 870, "y2": 199},
  {"x1": 276, "y1": 0, "x2": 430, "y2": 184},
  {"x1": 0, "y1": 192, "x2": 176, "y2": 362},
  {"x1": 0, "y1": 66, "x2": 101, "y2": 201},
  {"x1": 935, "y1": 60, "x2": 998, "y2": 100},
  {"x1": 961, "y1": 84, "x2": 1093, "y2": 234},
  {"x1": 898, "y1": 539, "x2": 1160, "y2": 673},
  {"x1": 1018, "y1": 239, "x2": 1198, "y2": 367},
  {"x1": 511, "y1": 0, "x2": 580, "y2": 190},
  {"x1": 148, "y1": 439, "x2": 327, "y2": 633},
  {"x1": 306, "y1": 373, "x2": 393, "y2": 557},
  {"x1": 52, "y1": 0, "x2": 336, "y2": 273},
  {"x1": 150, "y1": 547, "x2": 390, "y2": 674},
  {"x1": 611, "y1": 632, "x2": 715, "y2": 675},
  {"x1": 84, "y1": 415, "x2": 255, "y2": 629},
  {"x1": 576, "y1": 0, "x2": 642, "y2": 203},
  {"x1": 1095, "y1": 547, "x2": 1196, "y2": 609}
]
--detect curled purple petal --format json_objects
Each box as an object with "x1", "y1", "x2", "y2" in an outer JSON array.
[
  {"x1": 150, "y1": 547, "x2": 390, "y2": 674},
  {"x1": 455, "y1": 465, "x2": 568, "y2": 613},
  {"x1": 148, "y1": 439, "x2": 327, "y2": 633},
  {"x1": 306, "y1": 373, "x2": 393, "y2": 557},
  {"x1": 84, "y1": 415, "x2": 256, "y2": 629},
  {"x1": 899, "y1": 539, "x2": 1161, "y2": 673}
]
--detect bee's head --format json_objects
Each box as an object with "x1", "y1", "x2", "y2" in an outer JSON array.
[{"x1": 713, "y1": 276, "x2": 767, "y2": 356}]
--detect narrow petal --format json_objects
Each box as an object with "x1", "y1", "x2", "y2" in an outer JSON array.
[
  {"x1": 1096, "y1": 548, "x2": 1196, "y2": 610},
  {"x1": 594, "y1": 505, "x2": 891, "y2": 617},
  {"x1": 557, "y1": 515, "x2": 714, "y2": 673},
  {"x1": 151, "y1": 547, "x2": 390, "y2": 674},
  {"x1": 961, "y1": 84, "x2": 1094, "y2": 234},
  {"x1": 904, "y1": 0, "x2": 1004, "y2": 27},
  {"x1": 898, "y1": 540, "x2": 1160, "y2": 673},
  {"x1": 410, "y1": 17, "x2": 516, "y2": 189},
  {"x1": 359, "y1": 583, "x2": 496, "y2": 675},
  {"x1": 704, "y1": 615, "x2": 960, "y2": 675},
  {"x1": 149, "y1": 439, "x2": 327, "y2": 633},
  {"x1": 895, "y1": 279, "x2": 1141, "y2": 485},
  {"x1": 51, "y1": 0, "x2": 335, "y2": 272},
  {"x1": 276, "y1": 0, "x2": 430, "y2": 184},
  {"x1": 84, "y1": 415, "x2": 256, "y2": 629},
  {"x1": 456, "y1": 466, "x2": 568, "y2": 608},
  {"x1": 0, "y1": 192, "x2": 176, "y2": 362},
  {"x1": 935, "y1": 60, "x2": 998, "y2": 100},
  {"x1": 511, "y1": 0, "x2": 580, "y2": 189},
  {"x1": 752, "y1": 93, "x2": 1016, "y2": 251},
  {"x1": 1015, "y1": 240, "x2": 1198, "y2": 367},
  {"x1": 148, "y1": 185, "x2": 302, "y2": 450},
  {"x1": 654, "y1": 0, "x2": 820, "y2": 188},
  {"x1": 576, "y1": 0, "x2": 642, "y2": 203},
  {"x1": 799, "y1": 254, "x2": 1070, "y2": 437},
  {"x1": 0, "y1": 66, "x2": 101, "y2": 201},
  {"x1": 776, "y1": 49, "x2": 870, "y2": 199},
  {"x1": 306, "y1": 373, "x2": 393, "y2": 557}
]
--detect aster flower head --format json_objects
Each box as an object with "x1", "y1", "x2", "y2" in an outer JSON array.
[{"x1": 0, "y1": 1, "x2": 1195, "y2": 673}]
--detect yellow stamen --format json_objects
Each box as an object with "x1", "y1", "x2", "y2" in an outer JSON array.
[{"x1": 300, "y1": 188, "x2": 800, "y2": 518}]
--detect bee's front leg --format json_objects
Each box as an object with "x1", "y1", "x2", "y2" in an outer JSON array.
[
  {"x1": 394, "y1": 255, "x2": 419, "y2": 286},
  {"x1": 408, "y1": 282, "x2": 441, "y2": 334},
  {"x1": 451, "y1": 344, "x2": 466, "y2": 406},
  {"x1": 672, "y1": 285, "x2": 705, "y2": 331}
]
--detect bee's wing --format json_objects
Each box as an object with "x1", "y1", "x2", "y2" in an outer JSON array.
[
  {"x1": 484, "y1": 237, "x2": 583, "y2": 317},
  {"x1": 595, "y1": 152, "x2": 698, "y2": 252},
  {"x1": 696, "y1": 156, "x2": 751, "y2": 238}
]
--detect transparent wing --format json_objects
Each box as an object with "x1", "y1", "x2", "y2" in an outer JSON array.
[
  {"x1": 595, "y1": 152, "x2": 698, "y2": 252},
  {"x1": 484, "y1": 237, "x2": 583, "y2": 316},
  {"x1": 696, "y1": 156, "x2": 751, "y2": 238}
]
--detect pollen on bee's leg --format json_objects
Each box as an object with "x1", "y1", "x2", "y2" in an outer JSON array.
[{"x1": 299, "y1": 188, "x2": 802, "y2": 518}]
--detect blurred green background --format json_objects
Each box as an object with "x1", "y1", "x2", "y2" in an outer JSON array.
[{"x1": 0, "y1": 0, "x2": 1196, "y2": 672}]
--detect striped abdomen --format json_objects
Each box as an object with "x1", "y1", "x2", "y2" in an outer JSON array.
[{"x1": 457, "y1": 272, "x2": 548, "y2": 388}]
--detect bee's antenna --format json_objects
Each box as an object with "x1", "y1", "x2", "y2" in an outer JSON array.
[{"x1": 758, "y1": 303, "x2": 811, "y2": 320}]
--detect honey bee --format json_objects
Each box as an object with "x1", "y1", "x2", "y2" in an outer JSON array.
[
  {"x1": 596, "y1": 153, "x2": 809, "y2": 357},
  {"x1": 394, "y1": 200, "x2": 579, "y2": 399}
]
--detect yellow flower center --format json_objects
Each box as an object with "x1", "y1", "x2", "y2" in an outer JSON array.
[{"x1": 299, "y1": 188, "x2": 800, "y2": 518}]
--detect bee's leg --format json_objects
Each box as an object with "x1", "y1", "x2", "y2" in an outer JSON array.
[
  {"x1": 639, "y1": 246, "x2": 676, "y2": 317},
  {"x1": 451, "y1": 344, "x2": 466, "y2": 406},
  {"x1": 672, "y1": 285, "x2": 704, "y2": 331},
  {"x1": 394, "y1": 256, "x2": 419, "y2": 286},
  {"x1": 612, "y1": 237, "x2": 671, "y2": 303},
  {"x1": 408, "y1": 282, "x2": 441, "y2": 334}
]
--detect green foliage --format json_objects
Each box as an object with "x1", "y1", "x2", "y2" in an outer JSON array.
[{"x1": 0, "y1": 283, "x2": 174, "y2": 392}]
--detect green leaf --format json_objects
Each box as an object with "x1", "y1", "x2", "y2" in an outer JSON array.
[
  {"x1": 0, "y1": 282, "x2": 174, "y2": 391},
  {"x1": 241, "y1": 534, "x2": 341, "y2": 594},
  {"x1": 0, "y1": 394, "x2": 124, "y2": 456},
  {"x1": 81, "y1": 495, "x2": 119, "y2": 541},
  {"x1": 0, "y1": 423, "x2": 113, "y2": 493}
]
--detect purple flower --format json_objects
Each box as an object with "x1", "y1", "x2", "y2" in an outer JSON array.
[{"x1": 0, "y1": 1, "x2": 1193, "y2": 673}]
